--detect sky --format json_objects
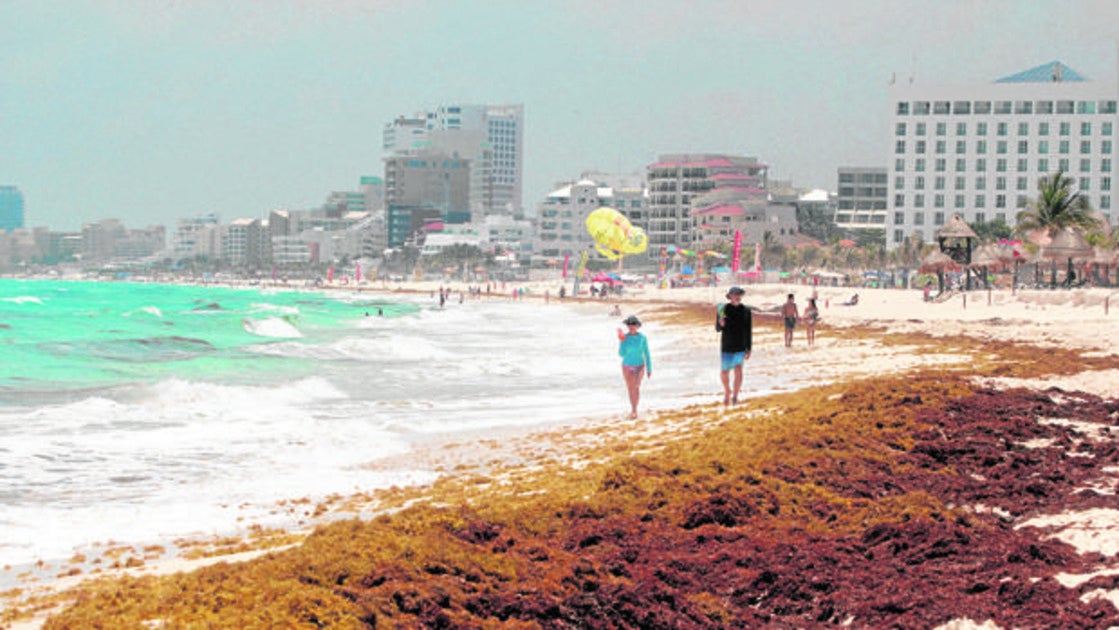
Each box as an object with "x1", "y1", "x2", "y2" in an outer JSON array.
[{"x1": 2, "y1": 0, "x2": 1117, "y2": 231}]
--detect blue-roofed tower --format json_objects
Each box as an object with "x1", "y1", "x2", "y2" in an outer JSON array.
[
  {"x1": 0, "y1": 186, "x2": 25, "y2": 232},
  {"x1": 883, "y1": 59, "x2": 1118, "y2": 250}
]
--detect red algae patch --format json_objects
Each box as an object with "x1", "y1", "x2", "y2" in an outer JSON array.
[{"x1": 29, "y1": 371, "x2": 1119, "y2": 629}]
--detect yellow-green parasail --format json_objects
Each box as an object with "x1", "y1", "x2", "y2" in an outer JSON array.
[{"x1": 585, "y1": 207, "x2": 647, "y2": 260}]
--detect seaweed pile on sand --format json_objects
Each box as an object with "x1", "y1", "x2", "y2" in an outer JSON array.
[{"x1": 14, "y1": 357, "x2": 1119, "y2": 628}]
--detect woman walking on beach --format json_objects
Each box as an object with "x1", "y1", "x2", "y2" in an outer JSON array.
[
  {"x1": 803, "y1": 297, "x2": 820, "y2": 347},
  {"x1": 617, "y1": 315, "x2": 652, "y2": 419}
]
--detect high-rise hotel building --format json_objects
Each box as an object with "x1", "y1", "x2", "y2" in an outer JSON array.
[
  {"x1": 886, "y1": 61, "x2": 1117, "y2": 249},
  {"x1": 383, "y1": 104, "x2": 524, "y2": 217}
]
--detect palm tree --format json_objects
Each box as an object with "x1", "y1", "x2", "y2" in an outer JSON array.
[{"x1": 1015, "y1": 170, "x2": 1100, "y2": 287}]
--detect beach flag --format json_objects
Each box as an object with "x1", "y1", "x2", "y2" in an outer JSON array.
[
  {"x1": 327, "y1": 266, "x2": 334, "y2": 284},
  {"x1": 754, "y1": 243, "x2": 762, "y2": 273},
  {"x1": 731, "y1": 231, "x2": 742, "y2": 273},
  {"x1": 355, "y1": 262, "x2": 362, "y2": 283},
  {"x1": 562, "y1": 253, "x2": 570, "y2": 279}
]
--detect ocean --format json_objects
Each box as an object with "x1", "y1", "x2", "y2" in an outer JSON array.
[{"x1": 0, "y1": 279, "x2": 784, "y2": 580}]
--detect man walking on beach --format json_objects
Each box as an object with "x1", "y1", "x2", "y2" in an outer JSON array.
[
  {"x1": 781, "y1": 293, "x2": 799, "y2": 348},
  {"x1": 716, "y1": 286, "x2": 752, "y2": 406}
]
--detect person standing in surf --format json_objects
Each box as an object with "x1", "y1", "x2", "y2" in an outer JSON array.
[
  {"x1": 617, "y1": 314, "x2": 652, "y2": 419},
  {"x1": 716, "y1": 286, "x2": 752, "y2": 406}
]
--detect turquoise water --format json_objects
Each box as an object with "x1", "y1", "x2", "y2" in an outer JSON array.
[
  {"x1": 0, "y1": 279, "x2": 414, "y2": 400},
  {"x1": 0, "y1": 279, "x2": 775, "y2": 576}
]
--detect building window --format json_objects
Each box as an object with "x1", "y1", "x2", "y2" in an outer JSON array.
[
  {"x1": 936, "y1": 141, "x2": 946, "y2": 154},
  {"x1": 915, "y1": 159, "x2": 926, "y2": 172},
  {"x1": 895, "y1": 176, "x2": 905, "y2": 189},
  {"x1": 1102, "y1": 196, "x2": 1112, "y2": 210},
  {"x1": 997, "y1": 122, "x2": 1008, "y2": 136},
  {"x1": 975, "y1": 101, "x2": 991, "y2": 114},
  {"x1": 1037, "y1": 101, "x2": 1053, "y2": 114},
  {"x1": 1018, "y1": 141, "x2": 1028, "y2": 154},
  {"x1": 1060, "y1": 122, "x2": 1071, "y2": 135},
  {"x1": 956, "y1": 122, "x2": 967, "y2": 135},
  {"x1": 1101, "y1": 101, "x2": 1118, "y2": 114},
  {"x1": 914, "y1": 211, "x2": 924, "y2": 224},
  {"x1": 976, "y1": 158, "x2": 987, "y2": 172},
  {"x1": 1080, "y1": 177, "x2": 1090, "y2": 191},
  {"x1": 915, "y1": 176, "x2": 925, "y2": 190},
  {"x1": 1103, "y1": 122, "x2": 1113, "y2": 136},
  {"x1": 1015, "y1": 101, "x2": 1033, "y2": 114},
  {"x1": 1057, "y1": 101, "x2": 1074, "y2": 114},
  {"x1": 1038, "y1": 158, "x2": 1049, "y2": 172},
  {"x1": 956, "y1": 140, "x2": 966, "y2": 154},
  {"x1": 976, "y1": 140, "x2": 987, "y2": 154},
  {"x1": 996, "y1": 159, "x2": 1007, "y2": 172},
  {"x1": 916, "y1": 122, "x2": 927, "y2": 136},
  {"x1": 1081, "y1": 141, "x2": 1092, "y2": 154},
  {"x1": 975, "y1": 176, "x2": 986, "y2": 190},
  {"x1": 996, "y1": 176, "x2": 1006, "y2": 190},
  {"x1": 1078, "y1": 101, "x2": 1097, "y2": 114},
  {"x1": 916, "y1": 140, "x2": 927, "y2": 153},
  {"x1": 997, "y1": 141, "x2": 1008, "y2": 154},
  {"x1": 1081, "y1": 158, "x2": 1091, "y2": 172},
  {"x1": 935, "y1": 158, "x2": 946, "y2": 172},
  {"x1": 935, "y1": 176, "x2": 945, "y2": 190},
  {"x1": 934, "y1": 194, "x2": 945, "y2": 208},
  {"x1": 894, "y1": 211, "x2": 905, "y2": 223},
  {"x1": 894, "y1": 196, "x2": 904, "y2": 208},
  {"x1": 976, "y1": 212, "x2": 986, "y2": 223},
  {"x1": 895, "y1": 140, "x2": 906, "y2": 154},
  {"x1": 1059, "y1": 158, "x2": 1070, "y2": 172},
  {"x1": 995, "y1": 101, "x2": 1012, "y2": 114},
  {"x1": 935, "y1": 122, "x2": 946, "y2": 136},
  {"x1": 914, "y1": 101, "x2": 931, "y2": 114},
  {"x1": 976, "y1": 122, "x2": 988, "y2": 136},
  {"x1": 955, "y1": 176, "x2": 966, "y2": 190},
  {"x1": 1103, "y1": 159, "x2": 1112, "y2": 173},
  {"x1": 953, "y1": 102, "x2": 971, "y2": 115},
  {"x1": 897, "y1": 101, "x2": 910, "y2": 115},
  {"x1": 1103, "y1": 140, "x2": 1113, "y2": 154},
  {"x1": 894, "y1": 229, "x2": 905, "y2": 242},
  {"x1": 934, "y1": 101, "x2": 950, "y2": 114},
  {"x1": 1016, "y1": 177, "x2": 1028, "y2": 191},
  {"x1": 955, "y1": 158, "x2": 966, "y2": 172},
  {"x1": 896, "y1": 122, "x2": 907, "y2": 136},
  {"x1": 1039, "y1": 140, "x2": 1049, "y2": 154},
  {"x1": 1039, "y1": 122, "x2": 1050, "y2": 136},
  {"x1": 1102, "y1": 177, "x2": 1111, "y2": 191},
  {"x1": 1081, "y1": 122, "x2": 1093, "y2": 136},
  {"x1": 1059, "y1": 140, "x2": 1070, "y2": 154},
  {"x1": 1018, "y1": 122, "x2": 1029, "y2": 136},
  {"x1": 915, "y1": 194, "x2": 925, "y2": 208},
  {"x1": 1017, "y1": 158, "x2": 1028, "y2": 172},
  {"x1": 934, "y1": 211, "x2": 945, "y2": 225},
  {"x1": 995, "y1": 194, "x2": 1006, "y2": 208},
  {"x1": 954, "y1": 195, "x2": 965, "y2": 208},
  {"x1": 976, "y1": 195, "x2": 986, "y2": 208}
]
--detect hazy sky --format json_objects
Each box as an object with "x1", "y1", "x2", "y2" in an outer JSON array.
[{"x1": 2, "y1": 0, "x2": 1117, "y2": 230}]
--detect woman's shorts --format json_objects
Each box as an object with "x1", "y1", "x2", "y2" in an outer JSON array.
[{"x1": 721, "y1": 351, "x2": 746, "y2": 371}]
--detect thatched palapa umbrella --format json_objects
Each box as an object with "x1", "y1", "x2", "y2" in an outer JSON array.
[
  {"x1": 918, "y1": 249, "x2": 958, "y2": 295},
  {"x1": 935, "y1": 214, "x2": 979, "y2": 289},
  {"x1": 1042, "y1": 227, "x2": 1091, "y2": 288}
]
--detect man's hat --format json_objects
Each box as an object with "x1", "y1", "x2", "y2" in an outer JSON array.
[{"x1": 726, "y1": 286, "x2": 745, "y2": 298}]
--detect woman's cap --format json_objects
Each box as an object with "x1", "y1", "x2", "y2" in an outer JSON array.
[
  {"x1": 623, "y1": 315, "x2": 641, "y2": 326},
  {"x1": 726, "y1": 286, "x2": 745, "y2": 298}
]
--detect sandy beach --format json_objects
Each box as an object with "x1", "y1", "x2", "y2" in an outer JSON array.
[{"x1": 4, "y1": 280, "x2": 1119, "y2": 628}]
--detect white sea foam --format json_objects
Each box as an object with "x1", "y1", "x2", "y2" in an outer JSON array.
[
  {"x1": 242, "y1": 316, "x2": 303, "y2": 338},
  {"x1": 2, "y1": 295, "x2": 44, "y2": 305}
]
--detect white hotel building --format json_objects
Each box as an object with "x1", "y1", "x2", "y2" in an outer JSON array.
[{"x1": 887, "y1": 61, "x2": 1117, "y2": 249}]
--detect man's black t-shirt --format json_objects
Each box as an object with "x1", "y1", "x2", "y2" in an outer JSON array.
[{"x1": 716, "y1": 303, "x2": 752, "y2": 353}]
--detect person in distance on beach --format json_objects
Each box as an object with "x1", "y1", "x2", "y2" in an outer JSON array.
[
  {"x1": 716, "y1": 286, "x2": 752, "y2": 406},
  {"x1": 617, "y1": 314, "x2": 652, "y2": 419},
  {"x1": 781, "y1": 293, "x2": 799, "y2": 348},
  {"x1": 803, "y1": 297, "x2": 819, "y2": 347}
]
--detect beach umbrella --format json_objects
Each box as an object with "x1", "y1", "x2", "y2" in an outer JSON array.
[
  {"x1": 1042, "y1": 227, "x2": 1091, "y2": 288},
  {"x1": 918, "y1": 249, "x2": 958, "y2": 295}
]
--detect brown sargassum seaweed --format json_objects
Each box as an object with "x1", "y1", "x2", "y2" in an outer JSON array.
[{"x1": 16, "y1": 318, "x2": 1119, "y2": 628}]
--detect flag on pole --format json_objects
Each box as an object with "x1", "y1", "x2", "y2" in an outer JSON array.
[{"x1": 731, "y1": 231, "x2": 742, "y2": 273}]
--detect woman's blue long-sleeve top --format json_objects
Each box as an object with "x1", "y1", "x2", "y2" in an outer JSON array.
[{"x1": 618, "y1": 332, "x2": 651, "y2": 372}]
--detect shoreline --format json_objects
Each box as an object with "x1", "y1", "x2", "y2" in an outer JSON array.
[{"x1": 4, "y1": 281, "x2": 1119, "y2": 627}]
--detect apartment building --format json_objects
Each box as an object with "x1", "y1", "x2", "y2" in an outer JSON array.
[{"x1": 835, "y1": 167, "x2": 888, "y2": 230}]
